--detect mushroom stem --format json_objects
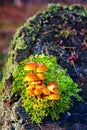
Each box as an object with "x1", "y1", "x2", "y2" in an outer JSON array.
[
  {"x1": 37, "y1": 95, "x2": 41, "y2": 105},
  {"x1": 30, "y1": 70, "x2": 34, "y2": 73}
]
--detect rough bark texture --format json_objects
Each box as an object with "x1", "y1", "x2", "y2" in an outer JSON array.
[{"x1": 0, "y1": 4, "x2": 87, "y2": 130}]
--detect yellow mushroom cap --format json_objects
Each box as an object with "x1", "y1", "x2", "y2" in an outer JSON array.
[
  {"x1": 24, "y1": 62, "x2": 38, "y2": 71},
  {"x1": 42, "y1": 88, "x2": 51, "y2": 95},
  {"x1": 37, "y1": 73, "x2": 46, "y2": 80},
  {"x1": 24, "y1": 73, "x2": 39, "y2": 82},
  {"x1": 36, "y1": 65, "x2": 48, "y2": 72}
]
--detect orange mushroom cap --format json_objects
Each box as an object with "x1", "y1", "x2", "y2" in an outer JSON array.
[
  {"x1": 34, "y1": 88, "x2": 42, "y2": 96},
  {"x1": 31, "y1": 81, "x2": 41, "y2": 85},
  {"x1": 45, "y1": 94, "x2": 60, "y2": 100},
  {"x1": 48, "y1": 81, "x2": 58, "y2": 87},
  {"x1": 52, "y1": 89, "x2": 60, "y2": 94},
  {"x1": 24, "y1": 62, "x2": 38, "y2": 71},
  {"x1": 36, "y1": 65, "x2": 48, "y2": 72},
  {"x1": 28, "y1": 89, "x2": 35, "y2": 97},
  {"x1": 47, "y1": 81, "x2": 58, "y2": 92},
  {"x1": 37, "y1": 73, "x2": 46, "y2": 80},
  {"x1": 44, "y1": 95, "x2": 50, "y2": 99},
  {"x1": 35, "y1": 84, "x2": 44, "y2": 89},
  {"x1": 24, "y1": 73, "x2": 39, "y2": 82},
  {"x1": 49, "y1": 94, "x2": 60, "y2": 100},
  {"x1": 42, "y1": 88, "x2": 51, "y2": 95}
]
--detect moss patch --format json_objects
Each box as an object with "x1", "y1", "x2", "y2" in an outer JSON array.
[{"x1": 12, "y1": 54, "x2": 81, "y2": 124}]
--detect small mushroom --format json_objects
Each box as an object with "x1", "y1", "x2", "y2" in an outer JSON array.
[
  {"x1": 45, "y1": 94, "x2": 60, "y2": 100},
  {"x1": 24, "y1": 62, "x2": 38, "y2": 71},
  {"x1": 52, "y1": 89, "x2": 60, "y2": 94},
  {"x1": 49, "y1": 94, "x2": 60, "y2": 100},
  {"x1": 24, "y1": 73, "x2": 39, "y2": 82},
  {"x1": 37, "y1": 73, "x2": 46, "y2": 80},
  {"x1": 42, "y1": 88, "x2": 51, "y2": 95},
  {"x1": 44, "y1": 95, "x2": 49, "y2": 99},
  {"x1": 31, "y1": 81, "x2": 41, "y2": 85},
  {"x1": 34, "y1": 88, "x2": 42, "y2": 96},
  {"x1": 28, "y1": 89, "x2": 35, "y2": 97},
  {"x1": 35, "y1": 84, "x2": 44, "y2": 89},
  {"x1": 47, "y1": 81, "x2": 58, "y2": 92},
  {"x1": 36, "y1": 65, "x2": 48, "y2": 72}
]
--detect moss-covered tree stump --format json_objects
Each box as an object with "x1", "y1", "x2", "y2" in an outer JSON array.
[{"x1": 1, "y1": 4, "x2": 87, "y2": 130}]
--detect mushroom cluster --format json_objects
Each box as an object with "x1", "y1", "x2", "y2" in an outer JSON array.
[{"x1": 24, "y1": 62, "x2": 60, "y2": 102}]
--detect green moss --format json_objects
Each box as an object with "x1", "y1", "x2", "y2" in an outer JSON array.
[
  {"x1": 12, "y1": 54, "x2": 81, "y2": 124},
  {"x1": 69, "y1": 4, "x2": 87, "y2": 16},
  {"x1": 48, "y1": 4, "x2": 62, "y2": 12}
]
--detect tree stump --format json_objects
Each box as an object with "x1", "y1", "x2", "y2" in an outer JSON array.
[{"x1": 1, "y1": 4, "x2": 87, "y2": 130}]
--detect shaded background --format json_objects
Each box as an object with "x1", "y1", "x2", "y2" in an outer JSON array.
[{"x1": 0, "y1": 0, "x2": 87, "y2": 76}]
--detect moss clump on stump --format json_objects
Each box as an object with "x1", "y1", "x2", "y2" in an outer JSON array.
[{"x1": 12, "y1": 54, "x2": 81, "y2": 124}]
